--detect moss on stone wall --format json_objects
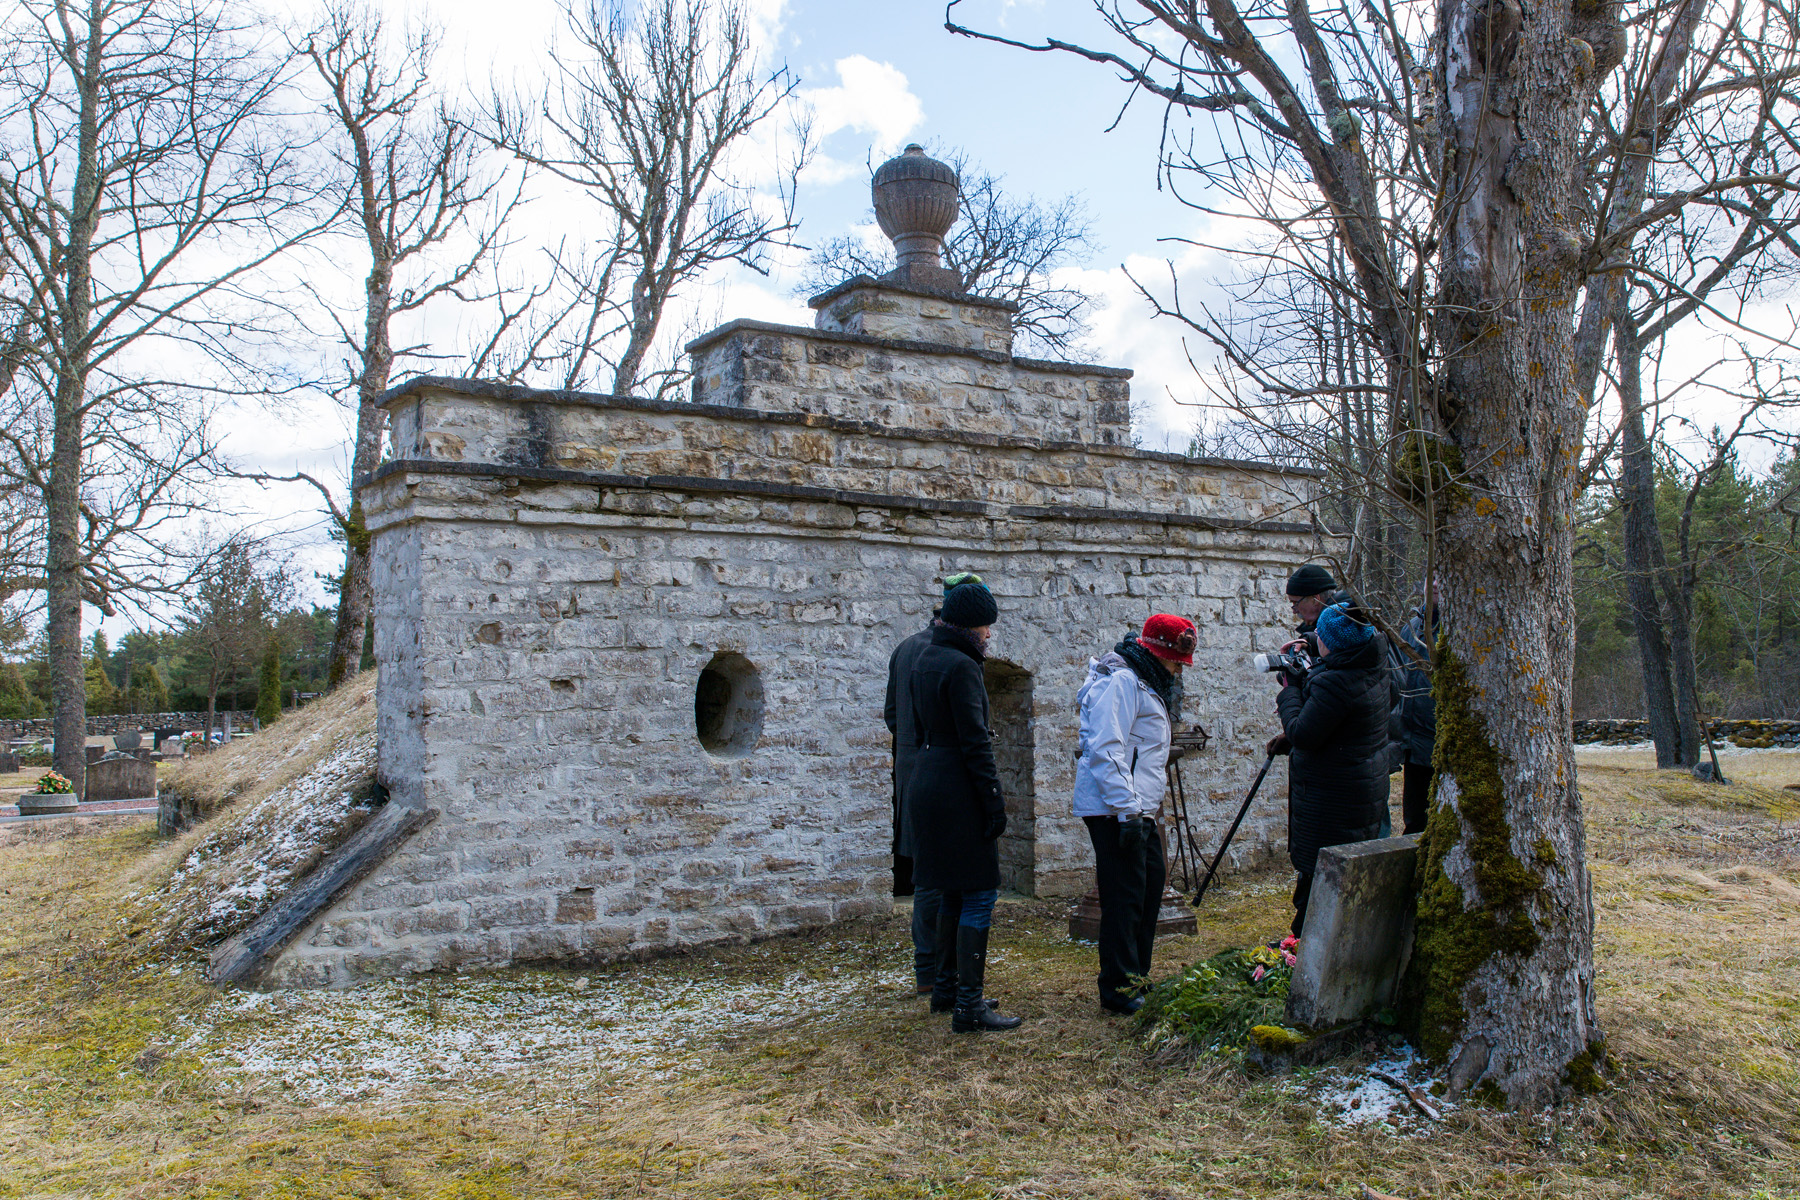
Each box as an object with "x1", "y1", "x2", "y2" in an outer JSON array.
[{"x1": 1402, "y1": 645, "x2": 1546, "y2": 1061}]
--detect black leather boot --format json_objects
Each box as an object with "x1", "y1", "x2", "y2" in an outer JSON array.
[
  {"x1": 927, "y1": 902, "x2": 959, "y2": 1011},
  {"x1": 951, "y1": 925, "x2": 1021, "y2": 1033}
]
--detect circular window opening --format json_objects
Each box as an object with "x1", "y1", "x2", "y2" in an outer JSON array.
[{"x1": 694, "y1": 651, "x2": 763, "y2": 758}]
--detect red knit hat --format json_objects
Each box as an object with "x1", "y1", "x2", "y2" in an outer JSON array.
[{"x1": 1138, "y1": 614, "x2": 1198, "y2": 665}]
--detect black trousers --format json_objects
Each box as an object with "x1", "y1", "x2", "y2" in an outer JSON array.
[
  {"x1": 1402, "y1": 761, "x2": 1433, "y2": 836},
  {"x1": 1291, "y1": 871, "x2": 1313, "y2": 937},
  {"x1": 1084, "y1": 816, "x2": 1166, "y2": 1003}
]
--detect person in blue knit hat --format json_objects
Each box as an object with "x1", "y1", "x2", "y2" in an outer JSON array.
[{"x1": 1269, "y1": 600, "x2": 1392, "y2": 937}]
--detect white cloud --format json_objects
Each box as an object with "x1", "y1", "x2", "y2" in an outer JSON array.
[{"x1": 797, "y1": 55, "x2": 925, "y2": 185}]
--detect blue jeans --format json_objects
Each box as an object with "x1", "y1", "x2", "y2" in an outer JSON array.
[{"x1": 946, "y1": 888, "x2": 998, "y2": 929}]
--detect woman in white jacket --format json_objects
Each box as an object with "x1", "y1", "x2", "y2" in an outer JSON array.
[{"x1": 1073, "y1": 613, "x2": 1197, "y2": 1014}]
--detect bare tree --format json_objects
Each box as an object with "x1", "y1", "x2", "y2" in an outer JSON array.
[
  {"x1": 946, "y1": 0, "x2": 1795, "y2": 1104},
  {"x1": 797, "y1": 149, "x2": 1099, "y2": 359},
  {"x1": 486, "y1": 0, "x2": 810, "y2": 398},
  {"x1": 1575, "y1": 0, "x2": 1800, "y2": 767},
  {"x1": 178, "y1": 538, "x2": 294, "y2": 738},
  {"x1": 0, "y1": 0, "x2": 329, "y2": 795},
  {"x1": 282, "y1": 2, "x2": 521, "y2": 690}
]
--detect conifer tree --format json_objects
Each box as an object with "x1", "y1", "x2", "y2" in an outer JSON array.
[{"x1": 254, "y1": 640, "x2": 282, "y2": 728}]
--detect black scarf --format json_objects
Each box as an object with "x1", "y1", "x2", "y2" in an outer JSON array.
[
  {"x1": 934, "y1": 618, "x2": 988, "y2": 661},
  {"x1": 1115, "y1": 637, "x2": 1182, "y2": 720}
]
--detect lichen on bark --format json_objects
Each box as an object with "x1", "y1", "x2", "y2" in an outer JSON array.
[{"x1": 1401, "y1": 645, "x2": 1547, "y2": 1061}]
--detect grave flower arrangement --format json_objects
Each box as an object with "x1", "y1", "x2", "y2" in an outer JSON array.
[
  {"x1": 1136, "y1": 936, "x2": 1300, "y2": 1056},
  {"x1": 34, "y1": 770, "x2": 74, "y2": 794}
]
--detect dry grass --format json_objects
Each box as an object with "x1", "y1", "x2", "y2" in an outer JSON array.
[
  {"x1": 0, "y1": 751, "x2": 1795, "y2": 1199},
  {"x1": 159, "y1": 672, "x2": 379, "y2": 819}
]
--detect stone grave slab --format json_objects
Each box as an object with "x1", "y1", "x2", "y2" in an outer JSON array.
[
  {"x1": 85, "y1": 752, "x2": 158, "y2": 803},
  {"x1": 1286, "y1": 834, "x2": 1419, "y2": 1030}
]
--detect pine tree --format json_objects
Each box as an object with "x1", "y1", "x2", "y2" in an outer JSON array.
[
  {"x1": 254, "y1": 640, "x2": 282, "y2": 728},
  {"x1": 0, "y1": 663, "x2": 43, "y2": 719},
  {"x1": 133, "y1": 663, "x2": 171, "y2": 716},
  {"x1": 84, "y1": 651, "x2": 117, "y2": 716}
]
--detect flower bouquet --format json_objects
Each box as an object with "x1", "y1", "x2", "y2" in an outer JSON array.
[
  {"x1": 34, "y1": 770, "x2": 74, "y2": 794},
  {"x1": 1136, "y1": 935, "x2": 1302, "y2": 1055}
]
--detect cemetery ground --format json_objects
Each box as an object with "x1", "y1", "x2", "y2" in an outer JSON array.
[{"x1": 0, "y1": 754, "x2": 1795, "y2": 1198}]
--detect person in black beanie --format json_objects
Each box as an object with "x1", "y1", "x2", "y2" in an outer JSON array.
[
  {"x1": 1270, "y1": 601, "x2": 1391, "y2": 936},
  {"x1": 1285, "y1": 563, "x2": 1339, "y2": 643},
  {"x1": 899, "y1": 580, "x2": 1022, "y2": 1033},
  {"x1": 884, "y1": 570, "x2": 984, "y2": 994}
]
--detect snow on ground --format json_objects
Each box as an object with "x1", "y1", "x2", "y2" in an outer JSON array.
[
  {"x1": 1302, "y1": 1043, "x2": 1455, "y2": 1132},
  {"x1": 188, "y1": 946, "x2": 909, "y2": 1105},
  {"x1": 151, "y1": 728, "x2": 377, "y2": 945}
]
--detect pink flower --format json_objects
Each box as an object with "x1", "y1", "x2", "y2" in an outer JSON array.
[
  {"x1": 1251, "y1": 965, "x2": 1266, "y2": 982},
  {"x1": 1279, "y1": 935, "x2": 1299, "y2": 952},
  {"x1": 1282, "y1": 951, "x2": 1297, "y2": 967}
]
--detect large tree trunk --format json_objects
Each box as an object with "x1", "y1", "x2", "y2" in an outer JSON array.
[
  {"x1": 325, "y1": 254, "x2": 393, "y2": 688},
  {"x1": 1613, "y1": 314, "x2": 1682, "y2": 767},
  {"x1": 48, "y1": 14, "x2": 104, "y2": 797},
  {"x1": 48, "y1": 373, "x2": 86, "y2": 797},
  {"x1": 1403, "y1": 0, "x2": 1617, "y2": 1106}
]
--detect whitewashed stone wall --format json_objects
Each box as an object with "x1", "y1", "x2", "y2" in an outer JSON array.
[{"x1": 271, "y1": 289, "x2": 1324, "y2": 986}]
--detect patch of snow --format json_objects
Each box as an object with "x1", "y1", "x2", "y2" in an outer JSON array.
[
  {"x1": 1302, "y1": 1043, "x2": 1454, "y2": 1132},
  {"x1": 184, "y1": 956, "x2": 912, "y2": 1105},
  {"x1": 152, "y1": 731, "x2": 377, "y2": 944}
]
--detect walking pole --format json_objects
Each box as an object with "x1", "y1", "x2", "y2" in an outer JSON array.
[{"x1": 1192, "y1": 753, "x2": 1276, "y2": 908}]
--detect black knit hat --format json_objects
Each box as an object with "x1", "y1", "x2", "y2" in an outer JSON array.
[
  {"x1": 1286, "y1": 564, "x2": 1338, "y2": 598},
  {"x1": 941, "y1": 581, "x2": 999, "y2": 628}
]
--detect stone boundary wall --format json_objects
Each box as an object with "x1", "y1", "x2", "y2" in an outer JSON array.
[
  {"x1": 1575, "y1": 718, "x2": 1800, "y2": 747},
  {"x1": 1, "y1": 712, "x2": 255, "y2": 740}
]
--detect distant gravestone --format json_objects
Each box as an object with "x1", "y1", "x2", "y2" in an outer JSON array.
[
  {"x1": 0, "y1": 751, "x2": 17, "y2": 774},
  {"x1": 1286, "y1": 834, "x2": 1420, "y2": 1030},
  {"x1": 85, "y1": 751, "x2": 157, "y2": 803},
  {"x1": 85, "y1": 744, "x2": 104, "y2": 766}
]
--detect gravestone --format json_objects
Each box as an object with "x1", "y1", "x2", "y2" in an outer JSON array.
[
  {"x1": 1286, "y1": 834, "x2": 1420, "y2": 1029},
  {"x1": 0, "y1": 751, "x2": 17, "y2": 774},
  {"x1": 85, "y1": 744, "x2": 104, "y2": 766},
  {"x1": 84, "y1": 752, "x2": 158, "y2": 803}
]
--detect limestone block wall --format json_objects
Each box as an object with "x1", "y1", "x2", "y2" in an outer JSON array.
[
  {"x1": 685, "y1": 320, "x2": 1132, "y2": 445},
  {"x1": 809, "y1": 278, "x2": 1017, "y2": 355},
  {"x1": 274, "y1": 460, "x2": 1314, "y2": 985},
  {"x1": 382, "y1": 382, "x2": 1300, "y2": 527}
]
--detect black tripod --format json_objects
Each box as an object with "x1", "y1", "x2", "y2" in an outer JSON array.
[{"x1": 1191, "y1": 752, "x2": 1277, "y2": 907}]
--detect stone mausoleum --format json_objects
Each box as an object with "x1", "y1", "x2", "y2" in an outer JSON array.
[{"x1": 262, "y1": 146, "x2": 1321, "y2": 986}]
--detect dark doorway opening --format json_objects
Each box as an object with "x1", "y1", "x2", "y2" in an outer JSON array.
[{"x1": 983, "y1": 659, "x2": 1036, "y2": 895}]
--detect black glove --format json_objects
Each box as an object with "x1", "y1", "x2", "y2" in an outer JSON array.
[
  {"x1": 1266, "y1": 734, "x2": 1291, "y2": 757},
  {"x1": 984, "y1": 810, "x2": 1008, "y2": 841},
  {"x1": 1118, "y1": 815, "x2": 1149, "y2": 852}
]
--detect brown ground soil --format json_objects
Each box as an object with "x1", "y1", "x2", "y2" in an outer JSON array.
[{"x1": 0, "y1": 751, "x2": 1795, "y2": 1199}]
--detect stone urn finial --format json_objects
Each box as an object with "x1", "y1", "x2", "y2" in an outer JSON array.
[{"x1": 872, "y1": 144, "x2": 963, "y2": 293}]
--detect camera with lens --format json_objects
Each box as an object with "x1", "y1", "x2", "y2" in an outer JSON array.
[{"x1": 1252, "y1": 642, "x2": 1314, "y2": 684}]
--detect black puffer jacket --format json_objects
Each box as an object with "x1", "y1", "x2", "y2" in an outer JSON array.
[
  {"x1": 1278, "y1": 636, "x2": 1392, "y2": 875},
  {"x1": 899, "y1": 626, "x2": 1006, "y2": 892}
]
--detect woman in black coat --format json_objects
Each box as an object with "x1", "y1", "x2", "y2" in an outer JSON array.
[
  {"x1": 899, "y1": 581, "x2": 1022, "y2": 1033},
  {"x1": 1273, "y1": 601, "x2": 1393, "y2": 936}
]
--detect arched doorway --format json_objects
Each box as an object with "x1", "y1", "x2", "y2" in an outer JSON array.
[{"x1": 983, "y1": 659, "x2": 1036, "y2": 895}]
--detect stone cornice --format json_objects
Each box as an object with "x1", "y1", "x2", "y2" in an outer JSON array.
[
  {"x1": 363, "y1": 458, "x2": 1318, "y2": 537},
  {"x1": 677, "y1": 316, "x2": 1130, "y2": 378},
  {"x1": 378, "y1": 376, "x2": 1320, "y2": 479}
]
